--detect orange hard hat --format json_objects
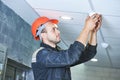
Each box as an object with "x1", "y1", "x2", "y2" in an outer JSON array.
[{"x1": 31, "y1": 16, "x2": 58, "y2": 40}]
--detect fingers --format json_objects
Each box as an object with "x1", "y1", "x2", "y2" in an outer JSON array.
[
  {"x1": 92, "y1": 14, "x2": 101, "y2": 23},
  {"x1": 91, "y1": 13, "x2": 97, "y2": 19},
  {"x1": 98, "y1": 15, "x2": 102, "y2": 23},
  {"x1": 85, "y1": 13, "x2": 102, "y2": 31},
  {"x1": 86, "y1": 15, "x2": 90, "y2": 21},
  {"x1": 89, "y1": 14, "x2": 102, "y2": 32},
  {"x1": 95, "y1": 15, "x2": 102, "y2": 31}
]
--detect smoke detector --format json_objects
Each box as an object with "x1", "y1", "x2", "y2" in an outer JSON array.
[{"x1": 89, "y1": 12, "x2": 96, "y2": 16}]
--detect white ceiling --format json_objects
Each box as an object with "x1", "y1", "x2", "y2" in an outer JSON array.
[{"x1": 2, "y1": 0, "x2": 120, "y2": 69}]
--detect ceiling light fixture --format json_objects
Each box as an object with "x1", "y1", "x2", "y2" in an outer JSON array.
[
  {"x1": 90, "y1": 58, "x2": 98, "y2": 62},
  {"x1": 101, "y1": 42, "x2": 109, "y2": 48},
  {"x1": 60, "y1": 16, "x2": 73, "y2": 20}
]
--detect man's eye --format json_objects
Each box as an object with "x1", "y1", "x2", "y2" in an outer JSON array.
[
  {"x1": 53, "y1": 28, "x2": 55, "y2": 31},
  {"x1": 52, "y1": 27, "x2": 58, "y2": 31},
  {"x1": 52, "y1": 28, "x2": 55, "y2": 31},
  {"x1": 56, "y1": 28, "x2": 59, "y2": 30}
]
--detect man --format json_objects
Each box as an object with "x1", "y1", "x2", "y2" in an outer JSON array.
[{"x1": 31, "y1": 14, "x2": 102, "y2": 80}]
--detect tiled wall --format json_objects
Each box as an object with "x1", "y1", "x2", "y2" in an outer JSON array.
[
  {"x1": 0, "y1": 1, "x2": 39, "y2": 67},
  {"x1": 71, "y1": 64, "x2": 120, "y2": 80}
]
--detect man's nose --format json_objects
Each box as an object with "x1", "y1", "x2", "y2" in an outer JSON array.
[
  {"x1": 56, "y1": 29, "x2": 60, "y2": 34},
  {"x1": 57, "y1": 29, "x2": 60, "y2": 34}
]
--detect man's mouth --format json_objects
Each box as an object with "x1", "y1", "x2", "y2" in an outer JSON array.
[{"x1": 57, "y1": 34, "x2": 60, "y2": 40}]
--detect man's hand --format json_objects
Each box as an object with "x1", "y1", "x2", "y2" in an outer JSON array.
[
  {"x1": 84, "y1": 14, "x2": 100, "y2": 31},
  {"x1": 93, "y1": 14, "x2": 102, "y2": 32},
  {"x1": 76, "y1": 14, "x2": 102, "y2": 46},
  {"x1": 88, "y1": 14, "x2": 102, "y2": 46}
]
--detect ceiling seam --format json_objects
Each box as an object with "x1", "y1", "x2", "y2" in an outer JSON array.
[
  {"x1": 34, "y1": 8, "x2": 88, "y2": 14},
  {"x1": 35, "y1": 8, "x2": 120, "y2": 18},
  {"x1": 99, "y1": 30, "x2": 113, "y2": 67},
  {"x1": 24, "y1": 0, "x2": 40, "y2": 17},
  {"x1": 88, "y1": 0, "x2": 113, "y2": 68}
]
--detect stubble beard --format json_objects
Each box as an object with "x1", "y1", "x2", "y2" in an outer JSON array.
[{"x1": 49, "y1": 39, "x2": 61, "y2": 44}]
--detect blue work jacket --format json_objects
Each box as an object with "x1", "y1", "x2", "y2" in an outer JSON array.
[{"x1": 32, "y1": 41, "x2": 97, "y2": 80}]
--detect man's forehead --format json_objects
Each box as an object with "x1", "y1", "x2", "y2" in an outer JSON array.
[{"x1": 45, "y1": 22, "x2": 58, "y2": 28}]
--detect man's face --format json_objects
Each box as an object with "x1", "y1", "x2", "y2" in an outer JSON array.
[{"x1": 44, "y1": 22, "x2": 61, "y2": 44}]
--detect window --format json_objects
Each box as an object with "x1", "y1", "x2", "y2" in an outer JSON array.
[{"x1": 5, "y1": 59, "x2": 30, "y2": 80}]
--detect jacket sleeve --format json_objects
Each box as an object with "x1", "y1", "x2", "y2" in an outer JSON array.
[
  {"x1": 36, "y1": 41, "x2": 85, "y2": 67},
  {"x1": 70, "y1": 43, "x2": 97, "y2": 67}
]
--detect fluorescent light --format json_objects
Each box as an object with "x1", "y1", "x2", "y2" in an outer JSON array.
[
  {"x1": 60, "y1": 16, "x2": 73, "y2": 20},
  {"x1": 90, "y1": 58, "x2": 98, "y2": 62}
]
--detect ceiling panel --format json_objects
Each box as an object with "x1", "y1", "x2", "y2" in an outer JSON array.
[
  {"x1": 59, "y1": 23, "x2": 83, "y2": 43},
  {"x1": 26, "y1": 0, "x2": 92, "y2": 13},
  {"x1": 91, "y1": 0, "x2": 120, "y2": 16},
  {"x1": 59, "y1": 23, "x2": 83, "y2": 34},
  {"x1": 35, "y1": 9, "x2": 88, "y2": 25},
  {"x1": 101, "y1": 28, "x2": 120, "y2": 38},
  {"x1": 108, "y1": 46, "x2": 120, "y2": 68},
  {"x1": 107, "y1": 45, "x2": 120, "y2": 57},
  {"x1": 102, "y1": 16, "x2": 120, "y2": 29},
  {"x1": 104, "y1": 38, "x2": 120, "y2": 45}
]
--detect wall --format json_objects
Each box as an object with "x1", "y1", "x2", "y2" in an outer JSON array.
[
  {"x1": 71, "y1": 64, "x2": 120, "y2": 80},
  {"x1": 0, "y1": 1, "x2": 39, "y2": 67}
]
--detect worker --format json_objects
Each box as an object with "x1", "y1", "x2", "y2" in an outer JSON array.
[{"x1": 31, "y1": 14, "x2": 102, "y2": 80}]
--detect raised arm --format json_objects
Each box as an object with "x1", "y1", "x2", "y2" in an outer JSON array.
[
  {"x1": 70, "y1": 14, "x2": 102, "y2": 66},
  {"x1": 89, "y1": 14, "x2": 102, "y2": 46},
  {"x1": 76, "y1": 14, "x2": 100, "y2": 46},
  {"x1": 35, "y1": 14, "x2": 101, "y2": 68}
]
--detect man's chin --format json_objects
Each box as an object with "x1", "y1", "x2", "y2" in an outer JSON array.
[{"x1": 55, "y1": 40, "x2": 61, "y2": 44}]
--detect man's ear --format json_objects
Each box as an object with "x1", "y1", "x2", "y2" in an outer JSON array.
[{"x1": 40, "y1": 33, "x2": 47, "y2": 39}]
